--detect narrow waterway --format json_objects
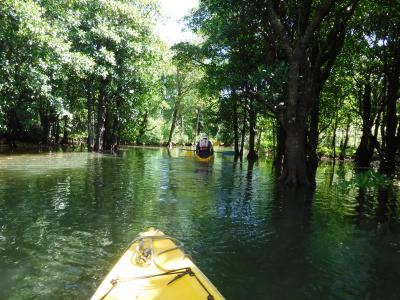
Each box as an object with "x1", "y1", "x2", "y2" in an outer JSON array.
[{"x1": 0, "y1": 148, "x2": 399, "y2": 299}]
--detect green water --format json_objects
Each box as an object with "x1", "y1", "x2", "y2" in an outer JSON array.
[{"x1": 0, "y1": 148, "x2": 399, "y2": 299}]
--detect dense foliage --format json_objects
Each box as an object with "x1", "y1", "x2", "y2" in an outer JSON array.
[
  {"x1": 184, "y1": 0, "x2": 400, "y2": 184},
  {"x1": 1, "y1": 0, "x2": 399, "y2": 185},
  {"x1": 0, "y1": 0, "x2": 216, "y2": 150}
]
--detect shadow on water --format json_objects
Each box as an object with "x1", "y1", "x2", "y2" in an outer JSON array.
[{"x1": 355, "y1": 185, "x2": 400, "y2": 300}]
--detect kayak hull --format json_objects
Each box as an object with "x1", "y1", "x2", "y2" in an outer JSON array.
[
  {"x1": 91, "y1": 228, "x2": 224, "y2": 300},
  {"x1": 195, "y1": 154, "x2": 213, "y2": 162}
]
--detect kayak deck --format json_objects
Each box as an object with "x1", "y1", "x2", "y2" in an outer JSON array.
[{"x1": 91, "y1": 228, "x2": 224, "y2": 300}]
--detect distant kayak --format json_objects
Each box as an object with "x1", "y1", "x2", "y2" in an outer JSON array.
[
  {"x1": 195, "y1": 153, "x2": 214, "y2": 162},
  {"x1": 91, "y1": 228, "x2": 224, "y2": 300}
]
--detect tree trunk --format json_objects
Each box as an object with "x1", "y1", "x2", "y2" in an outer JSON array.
[
  {"x1": 273, "y1": 122, "x2": 285, "y2": 175},
  {"x1": 247, "y1": 95, "x2": 258, "y2": 161},
  {"x1": 86, "y1": 81, "x2": 95, "y2": 152},
  {"x1": 5, "y1": 108, "x2": 18, "y2": 149},
  {"x1": 194, "y1": 108, "x2": 200, "y2": 144},
  {"x1": 256, "y1": 127, "x2": 262, "y2": 153},
  {"x1": 61, "y1": 116, "x2": 69, "y2": 144},
  {"x1": 239, "y1": 97, "x2": 247, "y2": 161},
  {"x1": 94, "y1": 77, "x2": 108, "y2": 152},
  {"x1": 331, "y1": 107, "x2": 339, "y2": 161},
  {"x1": 54, "y1": 119, "x2": 60, "y2": 144},
  {"x1": 168, "y1": 100, "x2": 180, "y2": 149},
  {"x1": 382, "y1": 46, "x2": 400, "y2": 174},
  {"x1": 105, "y1": 97, "x2": 121, "y2": 152},
  {"x1": 110, "y1": 114, "x2": 119, "y2": 151},
  {"x1": 280, "y1": 125, "x2": 310, "y2": 186},
  {"x1": 279, "y1": 52, "x2": 313, "y2": 185},
  {"x1": 355, "y1": 81, "x2": 374, "y2": 168},
  {"x1": 103, "y1": 107, "x2": 112, "y2": 151},
  {"x1": 137, "y1": 111, "x2": 148, "y2": 145},
  {"x1": 232, "y1": 95, "x2": 240, "y2": 160},
  {"x1": 307, "y1": 98, "x2": 320, "y2": 179},
  {"x1": 39, "y1": 111, "x2": 51, "y2": 145},
  {"x1": 339, "y1": 114, "x2": 351, "y2": 160}
]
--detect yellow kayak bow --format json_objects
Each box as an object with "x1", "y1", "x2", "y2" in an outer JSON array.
[
  {"x1": 195, "y1": 154, "x2": 214, "y2": 162},
  {"x1": 91, "y1": 228, "x2": 224, "y2": 300}
]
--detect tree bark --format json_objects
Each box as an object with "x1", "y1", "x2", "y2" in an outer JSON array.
[
  {"x1": 280, "y1": 125, "x2": 310, "y2": 185},
  {"x1": 61, "y1": 116, "x2": 69, "y2": 144},
  {"x1": 331, "y1": 103, "x2": 339, "y2": 161},
  {"x1": 339, "y1": 114, "x2": 351, "y2": 160},
  {"x1": 232, "y1": 94, "x2": 240, "y2": 160},
  {"x1": 54, "y1": 119, "x2": 60, "y2": 144},
  {"x1": 137, "y1": 111, "x2": 148, "y2": 145},
  {"x1": 168, "y1": 100, "x2": 180, "y2": 149},
  {"x1": 168, "y1": 69, "x2": 184, "y2": 149},
  {"x1": 5, "y1": 107, "x2": 18, "y2": 148},
  {"x1": 382, "y1": 45, "x2": 400, "y2": 174},
  {"x1": 239, "y1": 97, "x2": 247, "y2": 161},
  {"x1": 194, "y1": 108, "x2": 200, "y2": 144},
  {"x1": 307, "y1": 96, "x2": 320, "y2": 180},
  {"x1": 39, "y1": 110, "x2": 51, "y2": 145},
  {"x1": 94, "y1": 77, "x2": 108, "y2": 152},
  {"x1": 355, "y1": 81, "x2": 374, "y2": 168},
  {"x1": 273, "y1": 122, "x2": 285, "y2": 175},
  {"x1": 247, "y1": 94, "x2": 258, "y2": 161},
  {"x1": 86, "y1": 80, "x2": 95, "y2": 152}
]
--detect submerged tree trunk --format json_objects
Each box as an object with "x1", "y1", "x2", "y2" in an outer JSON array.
[
  {"x1": 307, "y1": 97, "x2": 320, "y2": 179},
  {"x1": 39, "y1": 108, "x2": 54, "y2": 146},
  {"x1": 106, "y1": 96, "x2": 121, "y2": 152},
  {"x1": 94, "y1": 77, "x2": 108, "y2": 152},
  {"x1": 339, "y1": 114, "x2": 351, "y2": 160},
  {"x1": 110, "y1": 114, "x2": 119, "y2": 151},
  {"x1": 265, "y1": 0, "x2": 357, "y2": 186},
  {"x1": 61, "y1": 116, "x2": 69, "y2": 144},
  {"x1": 5, "y1": 107, "x2": 18, "y2": 149},
  {"x1": 280, "y1": 125, "x2": 310, "y2": 185},
  {"x1": 382, "y1": 46, "x2": 400, "y2": 174},
  {"x1": 331, "y1": 105, "x2": 339, "y2": 161},
  {"x1": 256, "y1": 127, "x2": 262, "y2": 153},
  {"x1": 239, "y1": 97, "x2": 247, "y2": 161},
  {"x1": 86, "y1": 81, "x2": 95, "y2": 152},
  {"x1": 247, "y1": 95, "x2": 258, "y2": 162},
  {"x1": 137, "y1": 111, "x2": 148, "y2": 145},
  {"x1": 167, "y1": 69, "x2": 184, "y2": 149},
  {"x1": 54, "y1": 119, "x2": 60, "y2": 144},
  {"x1": 355, "y1": 81, "x2": 375, "y2": 168},
  {"x1": 168, "y1": 100, "x2": 180, "y2": 149},
  {"x1": 232, "y1": 95, "x2": 240, "y2": 161},
  {"x1": 273, "y1": 122, "x2": 285, "y2": 175}
]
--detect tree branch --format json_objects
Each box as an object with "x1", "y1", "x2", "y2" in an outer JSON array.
[
  {"x1": 266, "y1": 1, "x2": 293, "y2": 59},
  {"x1": 302, "y1": 0, "x2": 336, "y2": 47},
  {"x1": 313, "y1": 0, "x2": 359, "y2": 89},
  {"x1": 297, "y1": 0, "x2": 312, "y2": 38}
]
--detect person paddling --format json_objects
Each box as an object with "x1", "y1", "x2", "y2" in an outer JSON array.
[{"x1": 196, "y1": 134, "x2": 214, "y2": 158}]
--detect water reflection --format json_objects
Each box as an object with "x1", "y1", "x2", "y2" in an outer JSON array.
[{"x1": 0, "y1": 150, "x2": 399, "y2": 299}]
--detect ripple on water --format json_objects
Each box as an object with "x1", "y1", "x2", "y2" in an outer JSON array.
[{"x1": 0, "y1": 150, "x2": 400, "y2": 300}]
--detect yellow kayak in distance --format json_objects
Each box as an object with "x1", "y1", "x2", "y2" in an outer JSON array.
[
  {"x1": 195, "y1": 153, "x2": 214, "y2": 162},
  {"x1": 91, "y1": 228, "x2": 224, "y2": 300}
]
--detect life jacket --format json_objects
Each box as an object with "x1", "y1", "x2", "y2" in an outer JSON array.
[{"x1": 199, "y1": 139, "x2": 209, "y2": 151}]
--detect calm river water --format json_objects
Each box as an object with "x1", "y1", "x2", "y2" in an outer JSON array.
[{"x1": 0, "y1": 148, "x2": 399, "y2": 299}]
